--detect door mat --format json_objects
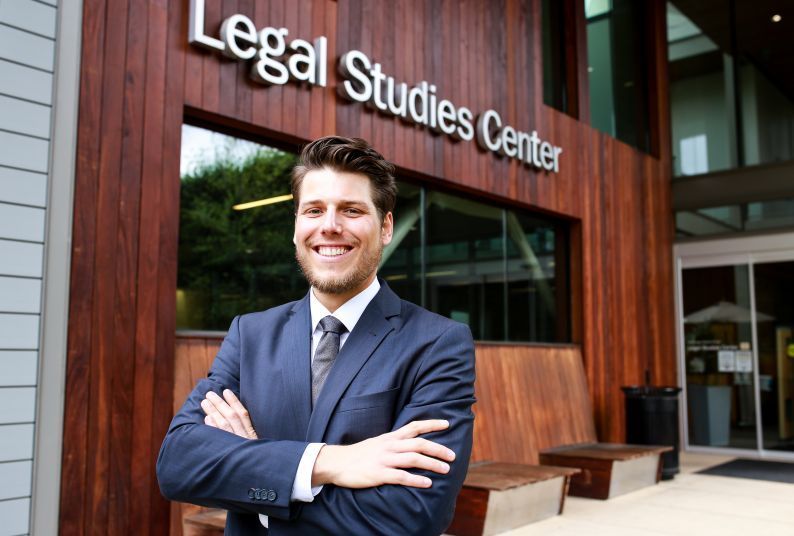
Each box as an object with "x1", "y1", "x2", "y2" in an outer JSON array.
[{"x1": 697, "y1": 459, "x2": 794, "y2": 484}]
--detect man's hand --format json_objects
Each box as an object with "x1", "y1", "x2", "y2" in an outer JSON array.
[
  {"x1": 311, "y1": 419, "x2": 455, "y2": 489},
  {"x1": 201, "y1": 389, "x2": 258, "y2": 439}
]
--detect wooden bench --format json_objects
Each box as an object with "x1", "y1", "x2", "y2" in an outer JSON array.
[
  {"x1": 447, "y1": 462, "x2": 580, "y2": 536},
  {"x1": 471, "y1": 344, "x2": 673, "y2": 502},
  {"x1": 539, "y1": 443, "x2": 671, "y2": 500},
  {"x1": 182, "y1": 509, "x2": 225, "y2": 536}
]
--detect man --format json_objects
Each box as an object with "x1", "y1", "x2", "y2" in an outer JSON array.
[{"x1": 157, "y1": 136, "x2": 476, "y2": 535}]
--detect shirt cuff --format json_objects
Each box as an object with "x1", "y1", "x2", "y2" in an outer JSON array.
[
  {"x1": 292, "y1": 442, "x2": 326, "y2": 502},
  {"x1": 259, "y1": 443, "x2": 326, "y2": 528}
]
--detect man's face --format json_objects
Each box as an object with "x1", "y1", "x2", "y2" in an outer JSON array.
[{"x1": 293, "y1": 167, "x2": 393, "y2": 299}]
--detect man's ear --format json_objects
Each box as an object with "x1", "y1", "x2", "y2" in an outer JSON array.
[{"x1": 381, "y1": 212, "x2": 394, "y2": 245}]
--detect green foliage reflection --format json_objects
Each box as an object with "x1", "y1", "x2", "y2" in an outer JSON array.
[{"x1": 177, "y1": 147, "x2": 306, "y2": 330}]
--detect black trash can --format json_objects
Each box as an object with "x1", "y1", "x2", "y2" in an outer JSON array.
[{"x1": 621, "y1": 385, "x2": 682, "y2": 480}]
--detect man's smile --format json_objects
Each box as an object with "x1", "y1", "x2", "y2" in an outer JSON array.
[{"x1": 315, "y1": 245, "x2": 353, "y2": 257}]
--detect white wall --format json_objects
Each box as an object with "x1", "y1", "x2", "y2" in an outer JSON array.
[{"x1": 0, "y1": 0, "x2": 58, "y2": 533}]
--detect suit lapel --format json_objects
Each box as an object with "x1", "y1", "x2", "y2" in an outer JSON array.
[
  {"x1": 306, "y1": 282, "x2": 401, "y2": 442},
  {"x1": 281, "y1": 295, "x2": 312, "y2": 435}
]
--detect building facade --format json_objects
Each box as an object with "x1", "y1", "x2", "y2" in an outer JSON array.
[{"x1": 0, "y1": 0, "x2": 790, "y2": 533}]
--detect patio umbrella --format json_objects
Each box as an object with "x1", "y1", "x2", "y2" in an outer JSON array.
[{"x1": 684, "y1": 300, "x2": 775, "y2": 324}]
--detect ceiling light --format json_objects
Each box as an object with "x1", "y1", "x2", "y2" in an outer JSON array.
[
  {"x1": 232, "y1": 194, "x2": 293, "y2": 211},
  {"x1": 772, "y1": 14, "x2": 782, "y2": 22}
]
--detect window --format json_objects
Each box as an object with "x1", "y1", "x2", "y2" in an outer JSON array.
[
  {"x1": 542, "y1": 0, "x2": 570, "y2": 113},
  {"x1": 585, "y1": 0, "x2": 652, "y2": 151},
  {"x1": 178, "y1": 126, "x2": 572, "y2": 342},
  {"x1": 668, "y1": 1, "x2": 794, "y2": 177},
  {"x1": 384, "y1": 187, "x2": 571, "y2": 343},
  {"x1": 675, "y1": 198, "x2": 794, "y2": 237},
  {"x1": 379, "y1": 182, "x2": 423, "y2": 305},
  {"x1": 177, "y1": 125, "x2": 301, "y2": 331}
]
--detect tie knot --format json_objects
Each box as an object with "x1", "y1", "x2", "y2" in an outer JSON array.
[{"x1": 319, "y1": 315, "x2": 346, "y2": 335}]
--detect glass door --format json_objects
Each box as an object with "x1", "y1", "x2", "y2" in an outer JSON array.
[
  {"x1": 681, "y1": 264, "x2": 757, "y2": 450},
  {"x1": 753, "y1": 260, "x2": 794, "y2": 453},
  {"x1": 676, "y1": 233, "x2": 794, "y2": 459}
]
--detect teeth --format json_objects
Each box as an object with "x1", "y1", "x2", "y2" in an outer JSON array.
[{"x1": 318, "y1": 246, "x2": 348, "y2": 256}]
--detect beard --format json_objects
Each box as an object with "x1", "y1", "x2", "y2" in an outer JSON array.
[{"x1": 296, "y1": 241, "x2": 383, "y2": 295}]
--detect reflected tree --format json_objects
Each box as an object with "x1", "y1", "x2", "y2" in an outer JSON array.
[{"x1": 178, "y1": 147, "x2": 305, "y2": 330}]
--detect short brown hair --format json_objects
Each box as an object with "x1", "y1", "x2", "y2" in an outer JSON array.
[{"x1": 291, "y1": 136, "x2": 397, "y2": 220}]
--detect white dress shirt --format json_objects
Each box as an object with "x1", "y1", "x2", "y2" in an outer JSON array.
[{"x1": 260, "y1": 278, "x2": 381, "y2": 527}]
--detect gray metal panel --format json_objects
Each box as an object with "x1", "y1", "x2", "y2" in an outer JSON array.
[
  {"x1": 0, "y1": 387, "x2": 36, "y2": 423},
  {"x1": 0, "y1": 0, "x2": 57, "y2": 38},
  {"x1": 0, "y1": 498, "x2": 30, "y2": 535},
  {"x1": 0, "y1": 314, "x2": 40, "y2": 350},
  {"x1": 0, "y1": 203, "x2": 46, "y2": 242},
  {"x1": 673, "y1": 160, "x2": 794, "y2": 211},
  {"x1": 0, "y1": 277, "x2": 41, "y2": 313},
  {"x1": 0, "y1": 24, "x2": 54, "y2": 71},
  {"x1": 0, "y1": 423, "x2": 35, "y2": 461},
  {"x1": 0, "y1": 460, "x2": 33, "y2": 499},
  {"x1": 0, "y1": 58, "x2": 53, "y2": 105},
  {"x1": 31, "y1": 0, "x2": 81, "y2": 532},
  {"x1": 0, "y1": 351, "x2": 38, "y2": 386},
  {"x1": 0, "y1": 239, "x2": 44, "y2": 277},
  {"x1": 0, "y1": 167, "x2": 47, "y2": 207},
  {"x1": 0, "y1": 94, "x2": 52, "y2": 138}
]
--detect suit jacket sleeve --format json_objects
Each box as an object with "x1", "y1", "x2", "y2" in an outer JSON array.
[
  {"x1": 156, "y1": 316, "x2": 308, "y2": 519},
  {"x1": 276, "y1": 321, "x2": 476, "y2": 536}
]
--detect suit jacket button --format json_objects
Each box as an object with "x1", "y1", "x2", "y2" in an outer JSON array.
[
  {"x1": 248, "y1": 488, "x2": 256, "y2": 499},
  {"x1": 267, "y1": 490, "x2": 277, "y2": 502},
  {"x1": 255, "y1": 489, "x2": 265, "y2": 500}
]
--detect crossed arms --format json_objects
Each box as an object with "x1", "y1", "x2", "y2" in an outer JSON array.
[
  {"x1": 203, "y1": 389, "x2": 455, "y2": 490},
  {"x1": 156, "y1": 317, "x2": 475, "y2": 535}
]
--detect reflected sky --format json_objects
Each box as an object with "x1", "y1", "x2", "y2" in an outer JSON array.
[{"x1": 180, "y1": 124, "x2": 265, "y2": 177}]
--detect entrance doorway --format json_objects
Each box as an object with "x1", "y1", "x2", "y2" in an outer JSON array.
[{"x1": 675, "y1": 233, "x2": 794, "y2": 459}]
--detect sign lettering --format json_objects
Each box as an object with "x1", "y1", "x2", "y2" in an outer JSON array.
[{"x1": 188, "y1": 0, "x2": 562, "y2": 172}]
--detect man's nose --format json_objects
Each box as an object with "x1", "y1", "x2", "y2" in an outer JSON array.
[{"x1": 320, "y1": 210, "x2": 342, "y2": 233}]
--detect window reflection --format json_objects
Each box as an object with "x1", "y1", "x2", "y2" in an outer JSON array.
[
  {"x1": 586, "y1": 0, "x2": 651, "y2": 151},
  {"x1": 177, "y1": 126, "x2": 572, "y2": 342},
  {"x1": 506, "y1": 211, "x2": 569, "y2": 342},
  {"x1": 668, "y1": 1, "x2": 794, "y2": 177},
  {"x1": 425, "y1": 193, "x2": 505, "y2": 341},
  {"x1": 380, "y1": 182, "x2": 423, "y2": 306},
  {"x1": 177, "y1": 125, "x2": 301, "y2": 331}
]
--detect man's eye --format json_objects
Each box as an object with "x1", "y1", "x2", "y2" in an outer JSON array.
[
  {"x1": 343, "y1": 208, "x2": 362, "y2": 216},
  {"x1": 304, "y1": 208, "x2": 322, "y2": 216}
]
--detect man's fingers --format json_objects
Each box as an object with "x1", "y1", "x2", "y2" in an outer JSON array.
[
  {"x1": 396, "y1": 437, "x2": 456, "y2": 462},
  {"x1": 389, "y1": 452, "x2": 450, "y2": 474},
  {"x1": 205, "y1": 391, "x2": 247, "y2": 437},
  {"x1": 201, "y1": 398, "x2": 232, "y2": 433},
  {"x1": 382, "y1": 468, "x2": 432, "y2": 488},
  {"x1": 222, "y1": 389, "x2": 257, "y2": 439},
  {"x1": 393, "y1": 419, "x2": 449, "y2": 439}
]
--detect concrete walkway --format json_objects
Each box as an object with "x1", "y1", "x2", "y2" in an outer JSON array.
[{"x1": 506, "y1": 453, "x2": 794, "y2": 536}]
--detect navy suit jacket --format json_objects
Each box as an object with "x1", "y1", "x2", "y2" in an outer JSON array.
[{"x1": 157, "y1": 281, "x2": 476, "y2": 535}]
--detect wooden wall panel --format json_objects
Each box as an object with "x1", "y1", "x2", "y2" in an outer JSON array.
[{"x1": 64, "y1": 0, "x2": 675, "y2": 532}]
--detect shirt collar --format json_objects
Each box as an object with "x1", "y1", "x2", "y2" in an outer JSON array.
[{"x1": 309, "y1": 278, "x2": 381, "y2": 334}]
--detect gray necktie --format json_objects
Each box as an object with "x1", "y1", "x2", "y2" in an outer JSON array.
[{"x1": 311, "y1": 316, "x2": 347, "y2": 406}]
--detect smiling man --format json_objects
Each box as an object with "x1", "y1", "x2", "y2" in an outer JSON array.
[{"x1": 157, "y1": 136, "x2": 476, "y2": 535}]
